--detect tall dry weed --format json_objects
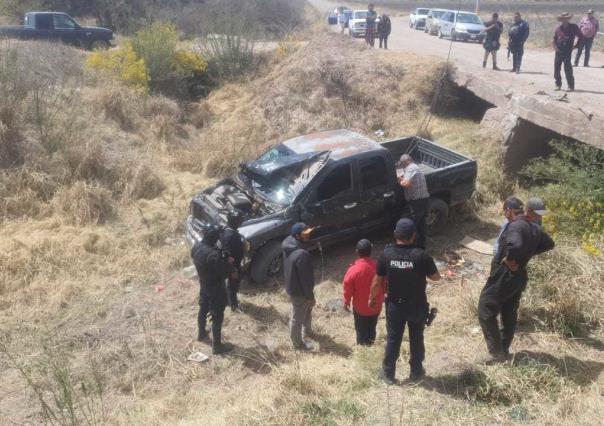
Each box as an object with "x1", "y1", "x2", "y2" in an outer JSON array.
[{"x1": 53, "y1": 182, "x2": 115, "y2": 226}]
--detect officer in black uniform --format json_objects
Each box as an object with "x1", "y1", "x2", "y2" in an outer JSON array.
[
  {"x1": 478, "y1": 197, "x2": 554, "y2": 362},
  {"x1": 370, "y1": 218, "x2": 441, "y2": 384},
  {"x1": 220, "y1": 210, "x2": 245, "y2": 312},
  {"x1": 191, "y1": 224, "x2": 233, "y2": 355}
]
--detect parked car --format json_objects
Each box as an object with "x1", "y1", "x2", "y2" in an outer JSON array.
[
  {"x1": 185, "y1": 130, "x2": 477, "y2": 284},
  {"x1": 425, "y1": 9, "x2": 451, "y2": 35},
  {"x1": 0, "y1": 11, "x2": 114, "y2": 50},
  {"x1": 438, "y1": 10, "x2": 485, "y2": 42},
  {"x1": 409, "y1": 7, "x2": 430, "y2": 29}
]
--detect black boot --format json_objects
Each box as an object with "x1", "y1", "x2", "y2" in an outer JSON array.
[{"x1": 197, "y1": 330, "x2": 210, "y2": 342}]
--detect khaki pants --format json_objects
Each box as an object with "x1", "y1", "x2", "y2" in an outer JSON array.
[{"x1": 290, "y1": 296, "x2": 313, "y2": 347}]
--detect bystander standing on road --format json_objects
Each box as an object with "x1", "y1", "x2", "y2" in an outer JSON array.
[
  {"x1": 553, "y1": 13, "x2": 583, "y2": 92},
  {"x1": 370, "y1": 219, "x2": 441, "y2": 384},
  {"x1": 478, "y1": 197, "x2": 555, "y2": 363},
  {"x1": 282, "y1": 223, "x2": 316, "y2": 351},
  {"x1": 365, "y1": 3, "x2": 377, "y2": 47},
  {"x1": 343, "y1": 239, "x2": 384, "y2": 345},
  {"x1": 508, "y1": 12, "x2": 530, "y2": 74},
  {"x1": 483, "y1": 13, "x2": 503, "y2": 70},
  {"x1": 397, "y1": 154, "x2": 430, "y2": 249},
  {"x1": 377, "y1": 13, "x2": 391, "y2": 49},
  {"x1": 575, "y1": 10, "x2": 599, "y2": 67}
]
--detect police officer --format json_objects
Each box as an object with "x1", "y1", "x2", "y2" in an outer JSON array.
[
  {"x1": 220, "y1": 210, "x2": 245, "y2": 312},
  {"x1": 191, "y1": 224, "x2": 233, "y2": 355},
  {"x1": 478, "y1": 197, "x2": 554, "y2": 362},
  {"x1": 370, "y1": 218, "x2": 441, "y2": 384}
]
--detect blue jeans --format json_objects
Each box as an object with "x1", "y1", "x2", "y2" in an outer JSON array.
[
  {"x1": 382, "y1": 300, "x2": 426, "y2": 379},
  {"x1": 575, "y1": 37, "x2": 594, "y2": 66}
]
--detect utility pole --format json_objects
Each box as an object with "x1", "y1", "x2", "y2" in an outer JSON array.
[{"x1": 475, "y1": 0, "x2": 480, "y2": 14}]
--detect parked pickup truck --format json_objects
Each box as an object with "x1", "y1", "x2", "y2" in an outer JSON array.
[
  {"x1": 0, "y1": 12, "x2": 114, "y2": 50},
  {"x1": 186, "y1": 130, "x2": 477, "y2": 284},
  {"x1": 409, "y1": 7, "x2": 430, "y2": 29}
]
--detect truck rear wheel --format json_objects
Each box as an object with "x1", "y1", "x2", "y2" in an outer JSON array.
[
  {"x1": 425, "y1": 197, "x2": 449, "y2": 236},
  {"x1": 250, "y1": 241, "x2": 283, "y2": 285}
]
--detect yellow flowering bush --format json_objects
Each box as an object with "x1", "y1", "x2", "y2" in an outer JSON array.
[
  {"x1": 172, "y1": 49, "x2": 208, "y2": 77},
  {"x1": 87, "y1": 41, "x2": 149, "y2": 91}
]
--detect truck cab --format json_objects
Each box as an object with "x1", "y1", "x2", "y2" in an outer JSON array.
[{"x1": 186, "y1": 130, "x2": 477, "y2": 284}]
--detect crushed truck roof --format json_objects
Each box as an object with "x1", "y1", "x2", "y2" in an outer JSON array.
[{"x1": 281, "y1": 129, "x2": 383, "y2": 160}]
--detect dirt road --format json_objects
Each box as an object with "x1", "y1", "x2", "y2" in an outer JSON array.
[{"x1": 311, "y1": 0, "x2": 604, "y2": 149}]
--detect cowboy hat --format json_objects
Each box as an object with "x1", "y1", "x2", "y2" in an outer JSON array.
[{"x1": 557, "y1": 12, "x2": 572, "y2": 21}]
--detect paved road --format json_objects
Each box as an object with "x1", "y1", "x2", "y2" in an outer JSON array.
[{"x1": 311, "y1": 0, "x2": 604, "y2": 149}]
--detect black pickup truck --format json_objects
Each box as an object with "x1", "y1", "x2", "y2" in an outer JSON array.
[
  {"x1": 186, "y1": 129, "x2": 477, "y2": 284},
  {"x1": 0, "y1": 12, "x2": 114, "y2": 50}
]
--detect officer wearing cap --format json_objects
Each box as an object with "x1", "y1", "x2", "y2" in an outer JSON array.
[
  {"x1": 282, "y1": 222, "x2": 316, "y2": 350},
  {"x1": 478, "y1": 197, "x2": 554, "y2": 362},
  {"x1": 370, "y1": 218, "x2": 441, "y2": 384},
  {"x1": 192, "y1": 225, "x2": 233, "y2": 355},
  {"x1": 220, "y1": 210, "x2": 245, "y2": 312},
  {"x1": 525, "y1": 197, "x2": 549, "y2": 225}
]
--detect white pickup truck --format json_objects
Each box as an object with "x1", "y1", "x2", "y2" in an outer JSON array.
[
  {"x1": 409, "y1": 7, "x2": 430, "y2": 29},
  {"x1": 348, "y1": 9, "x2": 380, "y2": 38}
]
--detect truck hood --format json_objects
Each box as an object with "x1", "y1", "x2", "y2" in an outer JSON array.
[{"x1": 80, "y1": 26, "x2": 113, "y2": 37}]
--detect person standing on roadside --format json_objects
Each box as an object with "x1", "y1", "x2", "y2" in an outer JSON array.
[
  {"x1": 553, "y1": 13, "x2": 583, "y2": 91},
  {"x1": 282, "y1": 223, "x2": 316, "y2": 351},
  {"x1": 377, "y1": 13, "x2": 391, "y2": 49},
  {"x1": 482, "y1": 13, "x2": 503, "y2": 70},
  {"x1": 343, "y1": 239, "x2": 384, "y2": 345},
  {"x1": 508, "y1": 12, "x2": 530, "y2": 73},
  {"x1": 370, "y1": 219, "x2": 441, "y2": 384},
  {"x1": 192, "y1": 225, "x2": 233, "y2": 355},
  {"x1": 365, "y1": 3, "x2": 378, "y2": 47},
  {"x1": 478, "y1": 197, "x2": 555, "y2": 363},
  {"x1": 398, "y1": 154, "x2": 430, "y2": 249},
  {"x1": 220, "y1": 210, "x2": 245, "y2": 313},
  {"x1": 575, "y1": 10, "x2": 599, "y2": 67}
]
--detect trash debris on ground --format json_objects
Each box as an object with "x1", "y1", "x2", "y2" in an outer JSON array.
[
  {"x1": 155, "y1": 285, "x2": 165, "y2": 293},
  {"x1": 188, "y1": 352, "x2": 209, "y2": 363},
  {"x1": 437, "y1": 251, "x2": 485, "y2": 280},
  {"x1": 470, "y1": 326, "x2": 482, "y2": 335},
  {"x1": 459, "y1": 236, "x2": 493, "y2": 255},
  {"x1": 374, "y1": 129, "x2": 385, "y2": 137}
]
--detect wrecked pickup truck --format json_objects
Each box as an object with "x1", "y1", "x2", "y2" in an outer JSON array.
[{"x1": 186, "y1": 129, "x2": 477, "y2": 284}]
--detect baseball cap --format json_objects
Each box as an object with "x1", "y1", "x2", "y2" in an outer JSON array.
[
  {"x1": 356, "y1": 239, "x2": 372, "y2": 252},
  {"x1": 588, "y1": 9, "x2": 595, "y2": 14},
  {"x1": 291, "y1": 222, "x2": 307, "y2": 236},
  {"x1": 395, "y1": 218, "x2": 416, "y2": 239},
  {"x1": 526, "y1": 197, "x2": 549, "y2": 216},
  {"x1": 503, "y1": 196, "x2": 524, "y2": 211}
]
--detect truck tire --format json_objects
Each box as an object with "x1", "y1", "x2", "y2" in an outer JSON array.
[
  {"x1": 89, "y1": 40, "x2": 110, "y2": 50},
  {"x1": 451, "y1": 31, "x2": 457, "y2": 41},
  {"x1": 250, "y1": 241, "x2": 283, "y2": 285},
  {"x1": 425, "y1": 197, "x2": 449, "y2": 236}
]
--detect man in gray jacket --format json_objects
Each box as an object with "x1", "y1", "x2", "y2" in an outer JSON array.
[{"x1": 282, "y1": 222, "x2": 315, "y2": 350}]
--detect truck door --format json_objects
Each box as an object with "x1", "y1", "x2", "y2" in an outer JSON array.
[
  {"x1": 52, "y1": 14, "x2": 82, "y2": 47},
  {"x1": 302, "y1": 161, "x2": 361, "y2": 242},
  {"x1": 357, "y1": 155, "x2": 396, "y2": 232},
  {"x1": 441, "y1": 12, "x2": 454, "y2": 36},
  {"x1": 33, "y1": 13, "x2": 53, "y2": 41}
]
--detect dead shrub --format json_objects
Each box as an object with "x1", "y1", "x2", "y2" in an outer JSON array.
[
  {"x1": 53, "y1": 182, "x2": 115, "y2": 225},
  {"x1": 187, "y1": 101, "x2": 212, "y2": 129},
  {"x1": 0, "y1": 106, "x2": 24, "y2": 168},
  {"x1": 318, "y1": 59, "x2": 351, "y2": 99},
  {"x1": 117, "y1": 164, "x2": 166, "y2": 202},
  {"x1": 64, "y1": 144, "x2": 113, "y2": 184},
  {"x1": 95, "y1": 86, "x2": 139, "y2": 131}
]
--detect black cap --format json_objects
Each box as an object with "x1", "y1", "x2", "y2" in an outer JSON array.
[
  {"x1": 526, "y1": 197, "x2": 549, "y2": 216},
  {"x1": 503, "y1": 196, "x2": 524, "y2": 211},
  {"x1": 202, "y1": 223, "x2": 221, "y2": 246},
  {"x1": 356, "y1": 239, "x2": 372, "y2": 255},
  {"x1": 395, "y1": 218, "x2": 416, "y2": 240}
]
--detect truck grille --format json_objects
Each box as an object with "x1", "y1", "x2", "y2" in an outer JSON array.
[{"x1": 468, "y1": 30, "x2": 480, "y2": 34}]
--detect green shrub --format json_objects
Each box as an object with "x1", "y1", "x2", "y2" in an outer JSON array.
[{"x1": 522, "y1": 139, "x2": 604, "y2": 256}]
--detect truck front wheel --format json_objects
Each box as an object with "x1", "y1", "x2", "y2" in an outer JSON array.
[
  {"x1": 250, "y1": 241, "x2": 283, "y2": 285},
  {"x1": 425, "y1": 197, "x2": 449, "y2": 236},
  {"x1": 89, "y1": 40, "x2": 110, "y2": 51}
]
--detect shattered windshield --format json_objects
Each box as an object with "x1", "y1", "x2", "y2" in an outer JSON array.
[{"x1": 240, "y1": 145, "x2": 329, "y2": 205}]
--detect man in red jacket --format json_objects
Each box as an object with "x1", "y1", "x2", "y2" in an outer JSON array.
[{"x1": 343, "y1": 239, "x2": 384, "y2": 345}]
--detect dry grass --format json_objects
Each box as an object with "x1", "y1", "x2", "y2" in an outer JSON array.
[{"x1": 1, "y1": 27, "x2": 603, "y2": 426}]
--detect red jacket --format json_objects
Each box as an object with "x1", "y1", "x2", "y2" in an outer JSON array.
[{"x1": 343, "y1": 257, "x2": 384, "y2": 316}]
